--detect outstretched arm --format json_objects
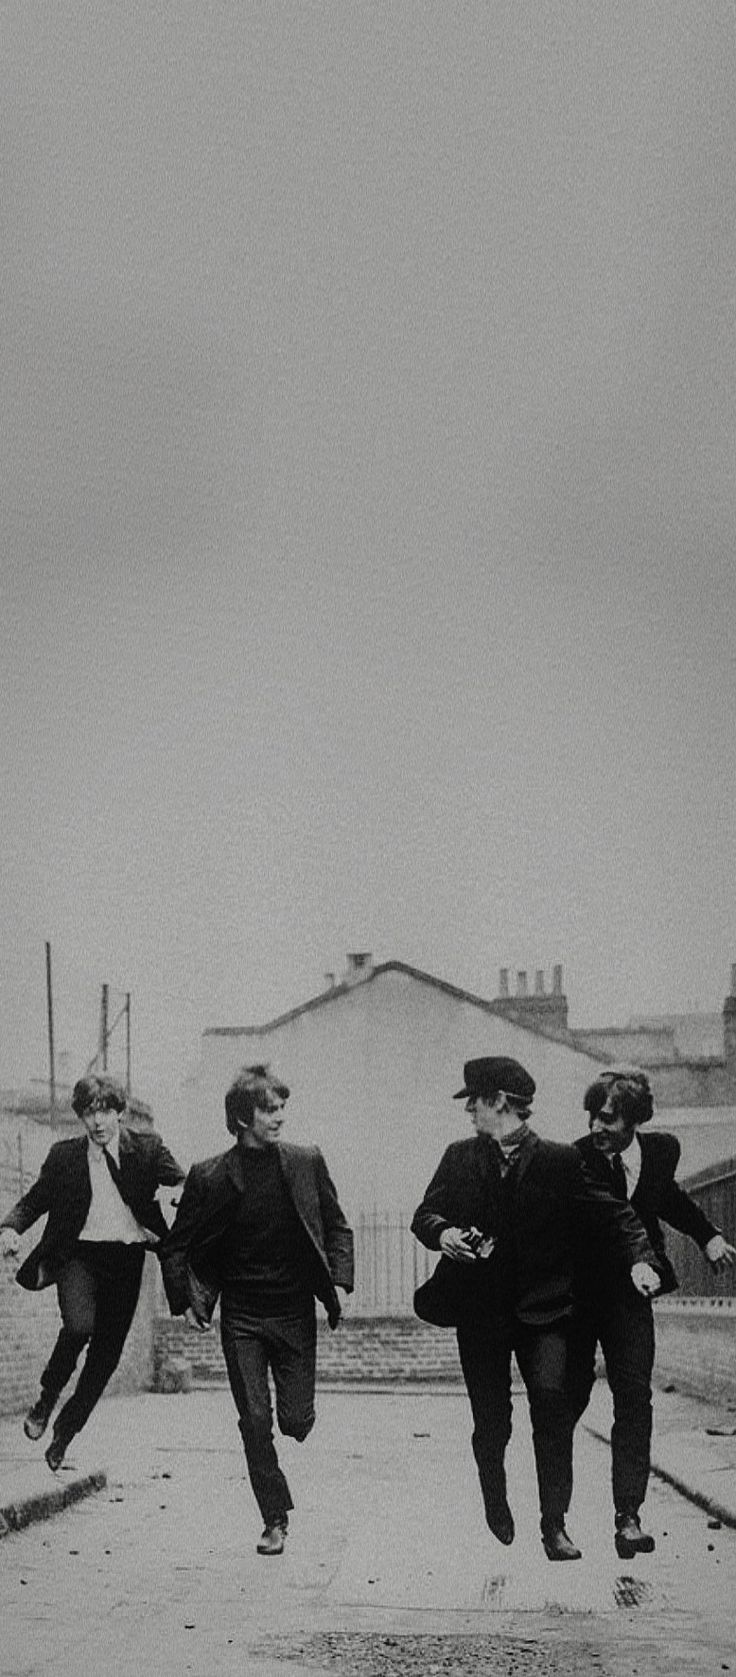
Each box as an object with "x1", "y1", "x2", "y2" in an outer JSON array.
[
  {"x1": 0, "y1": 1148, "x2": 59, "y2": 1240},
  {"x1": 152, "y1": 1134, "x2": 187, "y2": 1190},
  {"x1": 574, "y1": 1154, "x2": 661, "y2": 1292}
]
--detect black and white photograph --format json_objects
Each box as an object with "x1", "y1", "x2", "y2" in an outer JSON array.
[{"x1": 1, "y1": 5, "x2": 736, "y2": 1673}]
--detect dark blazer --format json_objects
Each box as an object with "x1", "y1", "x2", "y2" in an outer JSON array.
[
  {"x1": 0, "y1": 1129, "x2": 185, "y2": 1291},
  {"x1": 573, "y1": 1129, "x2": 720, "y2": 1297},
  {"x1": 411, "y1": 1129, "x2": 658, "y2": 1329},
  {"x1": 159, "y1": 1140, "x2": 354, "y2": 1330}
]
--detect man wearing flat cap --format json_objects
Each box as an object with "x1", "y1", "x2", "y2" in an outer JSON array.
[{"x1": 411, "y1": 1055, "x2": 662, "y2": 1561}]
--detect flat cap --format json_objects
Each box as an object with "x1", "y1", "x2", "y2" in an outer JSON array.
[{"x1": 453, "y1": 1055, "x2": 536, "y2": 1105}]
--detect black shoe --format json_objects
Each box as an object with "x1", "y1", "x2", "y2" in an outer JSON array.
[
  {"x1": 23, "y1": 1394, "x2": 55, "y2": 1442},
  {"x1": 44, "y1": 1429, "x2": 71, "y2": 1473},
  {"x1": 256, "y1": 1515, "x2": 288, "y2": 1556},
  {"x1": 485, "y1": 1499, "x2": 515, "y2": 1545},
  {"x1": 541, "y1": 1521, "x2": 582, "y2": 1561},
  {"x1": 615, "y1": 1511, "x2": 655, "y2": 1558}
]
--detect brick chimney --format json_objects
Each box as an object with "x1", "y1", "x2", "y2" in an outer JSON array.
[
  {"x1": 343, "y1": 952, "x2": 374, "y2": 986},
  {"x1": 723, "y1": 964, "x2": 736, "y2": 1075},
  {"x1": 493, "y1": 964, "x2": 569, "y2": 1034}
]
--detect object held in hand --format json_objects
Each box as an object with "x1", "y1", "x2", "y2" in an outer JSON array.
[{"x1": 465, "y1": 1226, "x2": 496, "y2": 1259}]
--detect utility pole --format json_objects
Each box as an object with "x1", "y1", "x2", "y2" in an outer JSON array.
[
  {"x1": 45, "y1": 941, "x2": 57, "y2": 1127},
  {"x1": 125, "y1": 992, "x2": 131, "y2": 1097},
  {"x1": 99, "y1": 983, "x2": 109, "y2": 1071}
]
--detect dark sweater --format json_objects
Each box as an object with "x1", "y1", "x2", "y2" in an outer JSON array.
[{"x1": 217, "y1": 1147, "x2": 314, "y2": 1317}]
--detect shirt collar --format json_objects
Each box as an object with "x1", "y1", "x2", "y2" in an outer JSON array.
[
  {"x1": 618, "y1": 1134, "x2": 641, "y2": 1168},
  {"x1": 88, "y1": 1131, "x2": 120, "y2": 1164}
]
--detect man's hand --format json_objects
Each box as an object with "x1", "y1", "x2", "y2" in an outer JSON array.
[
  {"x1": 184, "y1": 1306, "x2": 211, "y2": 1333},
  {"x1": 631, "y1": 1261, "x2": 661, "y2": 1298},
  {"x1": 439, "y1": 1227, "x2": 478, "y2": 1264},
  {"x1": 705, "y1": 1234, "x2": 736, "y2": 1272},
  {"x1": 0, "y1": 1228, "x2": 20, "y2": 1261}
]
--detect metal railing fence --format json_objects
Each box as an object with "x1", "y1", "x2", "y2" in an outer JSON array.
[
  {"x1": 352, "y1": 1209, "x2": 435, "y2": 1316},
  {"x1": 667, "y1": 1159, "x2": 736, "y2": 1297}
]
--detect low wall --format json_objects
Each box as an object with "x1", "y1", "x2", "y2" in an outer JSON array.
[
  {"x1": 153, "y1": 1302, "x2": 736, "y2": 1404},
  {"x1": 153, "y1": 1313, "x2": 465, "y2": 1389},
  {"x1": 652, "y1": 1297, "x2": 736, "y2": 1406},
  {"x1": 5, "y1": 1277, "x2": 735, "y2": 1417}
]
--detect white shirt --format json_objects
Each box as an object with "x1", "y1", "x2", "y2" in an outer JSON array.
[
  {"x1": 617, "y1": 1134, "x2": 642, "y2": 1199},
  {"x1": 78, "y1": 1134, "x2": 149, "y2": 1244}
]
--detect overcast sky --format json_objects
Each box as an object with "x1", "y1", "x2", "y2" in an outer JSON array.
[{"x1": 2, "y1": 3, "x2": 735, "y2": 1133}]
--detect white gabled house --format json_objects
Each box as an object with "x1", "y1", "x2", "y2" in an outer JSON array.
[{"x1": 183, "y1": 955, "x2": 606, "y2": 1217}]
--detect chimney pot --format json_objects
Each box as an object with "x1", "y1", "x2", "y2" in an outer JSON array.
[
  {"x1": 731, "y1": 964, "x2": 736, "y2": 998},
  {"x1": 517, "y1": 970, "x2": 528, "y2": 998},
  {"x1": 552, "y1": 964, "x2": 563, "y2": 995},
  {"x1": 499, "y1": 968, "x2": 509, "y2": 999},
  {"x1": 534, "y1": 969, "x2": 545, "y2": 996}
]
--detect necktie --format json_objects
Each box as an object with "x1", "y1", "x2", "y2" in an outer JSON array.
[
  {"x1": 102, "y1": 1146, "x2": 124, "y2": 1195},
  {"x1": 609, "y1": 1153, "x2": 628, "y2": 1200}
]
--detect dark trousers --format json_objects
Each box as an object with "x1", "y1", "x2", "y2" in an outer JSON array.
[
  {"x1": 42, "y1": 1242, "x2": 146, "y2": 1442},
  {"x1": 457, "y1": 1316, "x2": 573, "y2": 1527},
  {"x1": 220, "y1": 1306, "x2": 317, "y2": 1523},
  {"x1": 568, "y1": 1294, "x2": 655, "y2": 1516}
]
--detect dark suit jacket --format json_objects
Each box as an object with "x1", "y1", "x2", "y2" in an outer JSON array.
[
  {"x1": 0, "y1": 1128, "x2": 185, "y2": 1291},
  {"x1": 411, "y1": 1129, "x2": 658, "y2": 1329},
  {"x1": 159, "y1": 1140, "x2": 354, "y2": 1330},
  {"x1": 573, "y1": 1129, "x2": 720, "y2": 1297}
]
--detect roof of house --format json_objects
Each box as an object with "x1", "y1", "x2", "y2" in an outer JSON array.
[{"x1": 203, "y1": 958, "x2": 600, "y2": 1060}]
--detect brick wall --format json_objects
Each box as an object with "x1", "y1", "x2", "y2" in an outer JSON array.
[
  {"x1": 153, "y1": 1314, "x2": 465, "y2": 1390},
  {"x1": 152, "y1": 1302, "x2": 736, "y2": 1405}
]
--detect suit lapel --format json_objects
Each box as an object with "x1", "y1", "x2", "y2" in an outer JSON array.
[
  {"x1": 66, "y1": 1137, "x2": 94, "y2": 1214},
  {"x1": 277, "y1": 1142, "x2": 313, "y2": 1224},
  {"x1": 111, "y1": 1127, "x2": 133, "y2": 1195},
  {"x1": 508, "y1": 1127, "x2": 540, "y2": 1197},
  {"x1": 466, "y1": 1137, "x2": 503, "y2": 1233},
  {"x1": 224, "y1": 1146, "x2": 246, "y2": 1194},
  {"x1": 633, "y1": 1132, "x2": 653, "y2": 1196}
]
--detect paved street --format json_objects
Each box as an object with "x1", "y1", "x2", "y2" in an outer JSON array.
[{"x1": 2, "y1": 1386, "x2": 736, "y2": 1677}]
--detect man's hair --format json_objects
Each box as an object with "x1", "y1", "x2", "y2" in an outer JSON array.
[
  {"x1": 492, "y1": 1088, "x2": 533, "y2": 1122},
  {"x1": 224, "y1": 1064, "x2": 290, "y2": 1134},
  {"x1": 583, "y1": 1065, "x2": 654, "y2": 1128},
  {"x1": 71, "y1": 1073, "x2": 127, "y2": 1117}
]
